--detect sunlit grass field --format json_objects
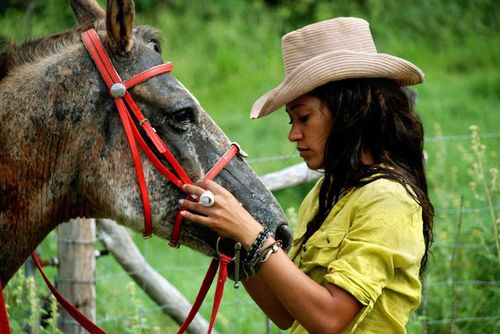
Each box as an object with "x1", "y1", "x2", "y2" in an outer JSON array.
[{"x1": 1, "y1": 1, "x2": 498, "y2": 333}]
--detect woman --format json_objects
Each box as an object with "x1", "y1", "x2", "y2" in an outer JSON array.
[{"x1": 180, "y1": 17, "x2": 433, "y2": 333}]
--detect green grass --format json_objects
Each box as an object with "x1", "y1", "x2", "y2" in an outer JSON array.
[{"x1": 1, "y1": 1, "x2": 499, "y2": 333}]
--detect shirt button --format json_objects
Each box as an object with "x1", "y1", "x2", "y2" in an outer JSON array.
[{"x1": 302, "y1": 246, "x2": 307, "y2": 252}]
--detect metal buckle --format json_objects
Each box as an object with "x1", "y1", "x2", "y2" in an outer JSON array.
[
  {"x1": 216, "y1": 237, "x2": 242, "y2": 288},
  {"x1": 231, "y1": 142, "x2": 248, "y2": 158}
]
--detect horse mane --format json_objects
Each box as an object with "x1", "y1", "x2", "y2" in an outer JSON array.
[
  {"x1": 0, "y1": 21, "x2": 162, "y2": 83},
  {"x1": 0, "y1": 28, "x2": 82, "y2": 82}
]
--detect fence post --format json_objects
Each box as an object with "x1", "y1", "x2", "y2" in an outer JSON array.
[{"x1": 56, "y1": 218, "x2": 96, "y2": 333}]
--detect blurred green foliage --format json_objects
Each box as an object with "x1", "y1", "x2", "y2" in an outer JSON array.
[
  {"x1": 261, "y1": 0, "x2": 498, "y2": 43},
  {"x1": 1, "y1": 0, "x2": 498, "y2": 44}
]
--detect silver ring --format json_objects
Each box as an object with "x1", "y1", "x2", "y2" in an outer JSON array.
[{"x1": 199, "y1": 190, "x2": 215, "y2": 207}]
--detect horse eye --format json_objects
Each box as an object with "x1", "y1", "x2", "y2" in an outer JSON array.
[
  {"x1": 172, "y1": 108, "x2": 193, "y2": 124},
  {"x1": 148, "y1": 39, "x2": 161, "y2": 54}
]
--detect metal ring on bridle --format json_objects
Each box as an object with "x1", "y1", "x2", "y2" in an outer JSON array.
[
  {"x1": 199, "y1": 190, "x2": 215, "y2": 207},
  {"x1": 215, "y1": 237, "x2": 237, "y2": 261}
]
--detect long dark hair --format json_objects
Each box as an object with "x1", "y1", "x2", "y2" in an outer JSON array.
[{"x1": 303, "y1": 78, "x2": 434, "y2": 275}]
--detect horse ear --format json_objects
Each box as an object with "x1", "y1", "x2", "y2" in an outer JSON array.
[
  {"x1": 69, "y1": 0, "x2": 105, "y2": 25},
  {"x1": 106, "y1": 0, "x2": 136, "y2": 55}
]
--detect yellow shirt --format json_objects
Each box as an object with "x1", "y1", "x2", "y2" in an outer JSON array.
[{"x1": 288, "y1": 177, "x2": 425, "y2": 333}]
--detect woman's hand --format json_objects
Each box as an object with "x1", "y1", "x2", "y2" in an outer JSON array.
[{"x1": 180, "y1": 180, "x2": 264, "y2": 249}]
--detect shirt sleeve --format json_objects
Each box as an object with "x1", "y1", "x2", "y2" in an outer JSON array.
[{"x1": 324, "y1": 180, "x2": 424, "y2": 330}]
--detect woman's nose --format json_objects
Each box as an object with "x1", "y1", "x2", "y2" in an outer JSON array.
[{"x1": 288, "y1": 124, "x2": 303, "y2": 142}]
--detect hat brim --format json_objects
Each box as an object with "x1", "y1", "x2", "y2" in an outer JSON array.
[{"x1": 250, "y1": 50, "x2": 424, "y2": 119}]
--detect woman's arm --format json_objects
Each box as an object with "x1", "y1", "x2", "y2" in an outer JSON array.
[
  {"x1": 242, "y1": 245, "x2": 361, "y2": 333},
  {"x1": 254, "y1": 239, "x2": 361, "y2": 333},
  {"x1": 243, "y1": 274, "x2": 294, "y2": 329},
  {"x1": 179, "y1": 181, "x2": 362, "y2": 333}
]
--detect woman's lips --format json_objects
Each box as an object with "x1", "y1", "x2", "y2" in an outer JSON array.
[{"x1": 297, "y1": 147, "x2": 310, "y2": 157}]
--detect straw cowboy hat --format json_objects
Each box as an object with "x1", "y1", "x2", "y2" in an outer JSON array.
[{"x1": 251, "y1": 17, "x2": 424, "y2": 119}]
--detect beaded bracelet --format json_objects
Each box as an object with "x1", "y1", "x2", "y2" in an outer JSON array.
[
  {"x1": 241, "y1": 226, "x2": 273, "y2": 277},
  {"x1": 245, "y1": 226, "x2": 272, "y2": 261}
]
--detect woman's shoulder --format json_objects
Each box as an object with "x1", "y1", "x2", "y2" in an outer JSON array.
[
  {"x1": 353, "y1": 177, "x2": 420, "y2": 210},
  {"x1": 360, "y1": 177, "x2": 407, "y2": 194}
]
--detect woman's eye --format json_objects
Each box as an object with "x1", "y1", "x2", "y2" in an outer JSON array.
[{"x1": 288, "y1": 115, "x2": 309, "y2": 125}]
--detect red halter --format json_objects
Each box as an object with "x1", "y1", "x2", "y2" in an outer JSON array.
[{"x1": 0, "y1": 28, "x2": 242, "y2": 334}]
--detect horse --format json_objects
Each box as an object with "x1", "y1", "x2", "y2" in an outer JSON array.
[{"x1": 0, "y1": 0, "x2": 292, "y2": 285}]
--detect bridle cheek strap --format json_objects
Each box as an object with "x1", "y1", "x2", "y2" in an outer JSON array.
[{"x1": 82, "y1": 29, "x2": 174, "y2": 237}]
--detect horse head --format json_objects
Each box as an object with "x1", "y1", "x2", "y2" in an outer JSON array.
[{"x1": 0, "y1": 0, "x2": 291, "y2": 283}]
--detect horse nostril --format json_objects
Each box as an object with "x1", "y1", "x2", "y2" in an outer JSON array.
[{"x1": 275, "y1": 224, "x2": 293, "y2": 252}]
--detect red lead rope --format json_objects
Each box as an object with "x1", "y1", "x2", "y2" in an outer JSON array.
[
  {"x1": 0, "y1": 281, "x2": 11, "y2": 334},
  {"x1": 177, "y1": 254, "x2": 232, "y2": 334},
  {"x1": 31, "y1": 252, "x2": 106, "y2": 333}
]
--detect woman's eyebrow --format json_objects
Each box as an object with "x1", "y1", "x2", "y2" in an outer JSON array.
[{"x1": 285, "y1": 103, "x2": 304, "y2": 113}]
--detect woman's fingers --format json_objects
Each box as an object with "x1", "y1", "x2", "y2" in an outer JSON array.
[
  {"x1": 200, "y1": 180, "x2": 229, "y2": 194},
  {"x1": 180, "y1": 209, "x2": 212, "y2": 227},
  {"x1": 183, "y1": 183, "x2": 206, "y2": 197},
  {"x1": 179, "y1": 198, "x2": 211, "y2": 216}
]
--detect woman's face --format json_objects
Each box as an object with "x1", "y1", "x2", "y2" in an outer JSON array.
[{"x1": 286, "y1": 94, "x2": 334, "y2": 170}]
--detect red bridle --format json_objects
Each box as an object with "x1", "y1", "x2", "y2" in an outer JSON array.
[
  {"x1": 0, "y1": 28, "x2": 242, "y2": 334},
  {"x1": 81, "y1": 28, "x2": 242, "y2": 243}
]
